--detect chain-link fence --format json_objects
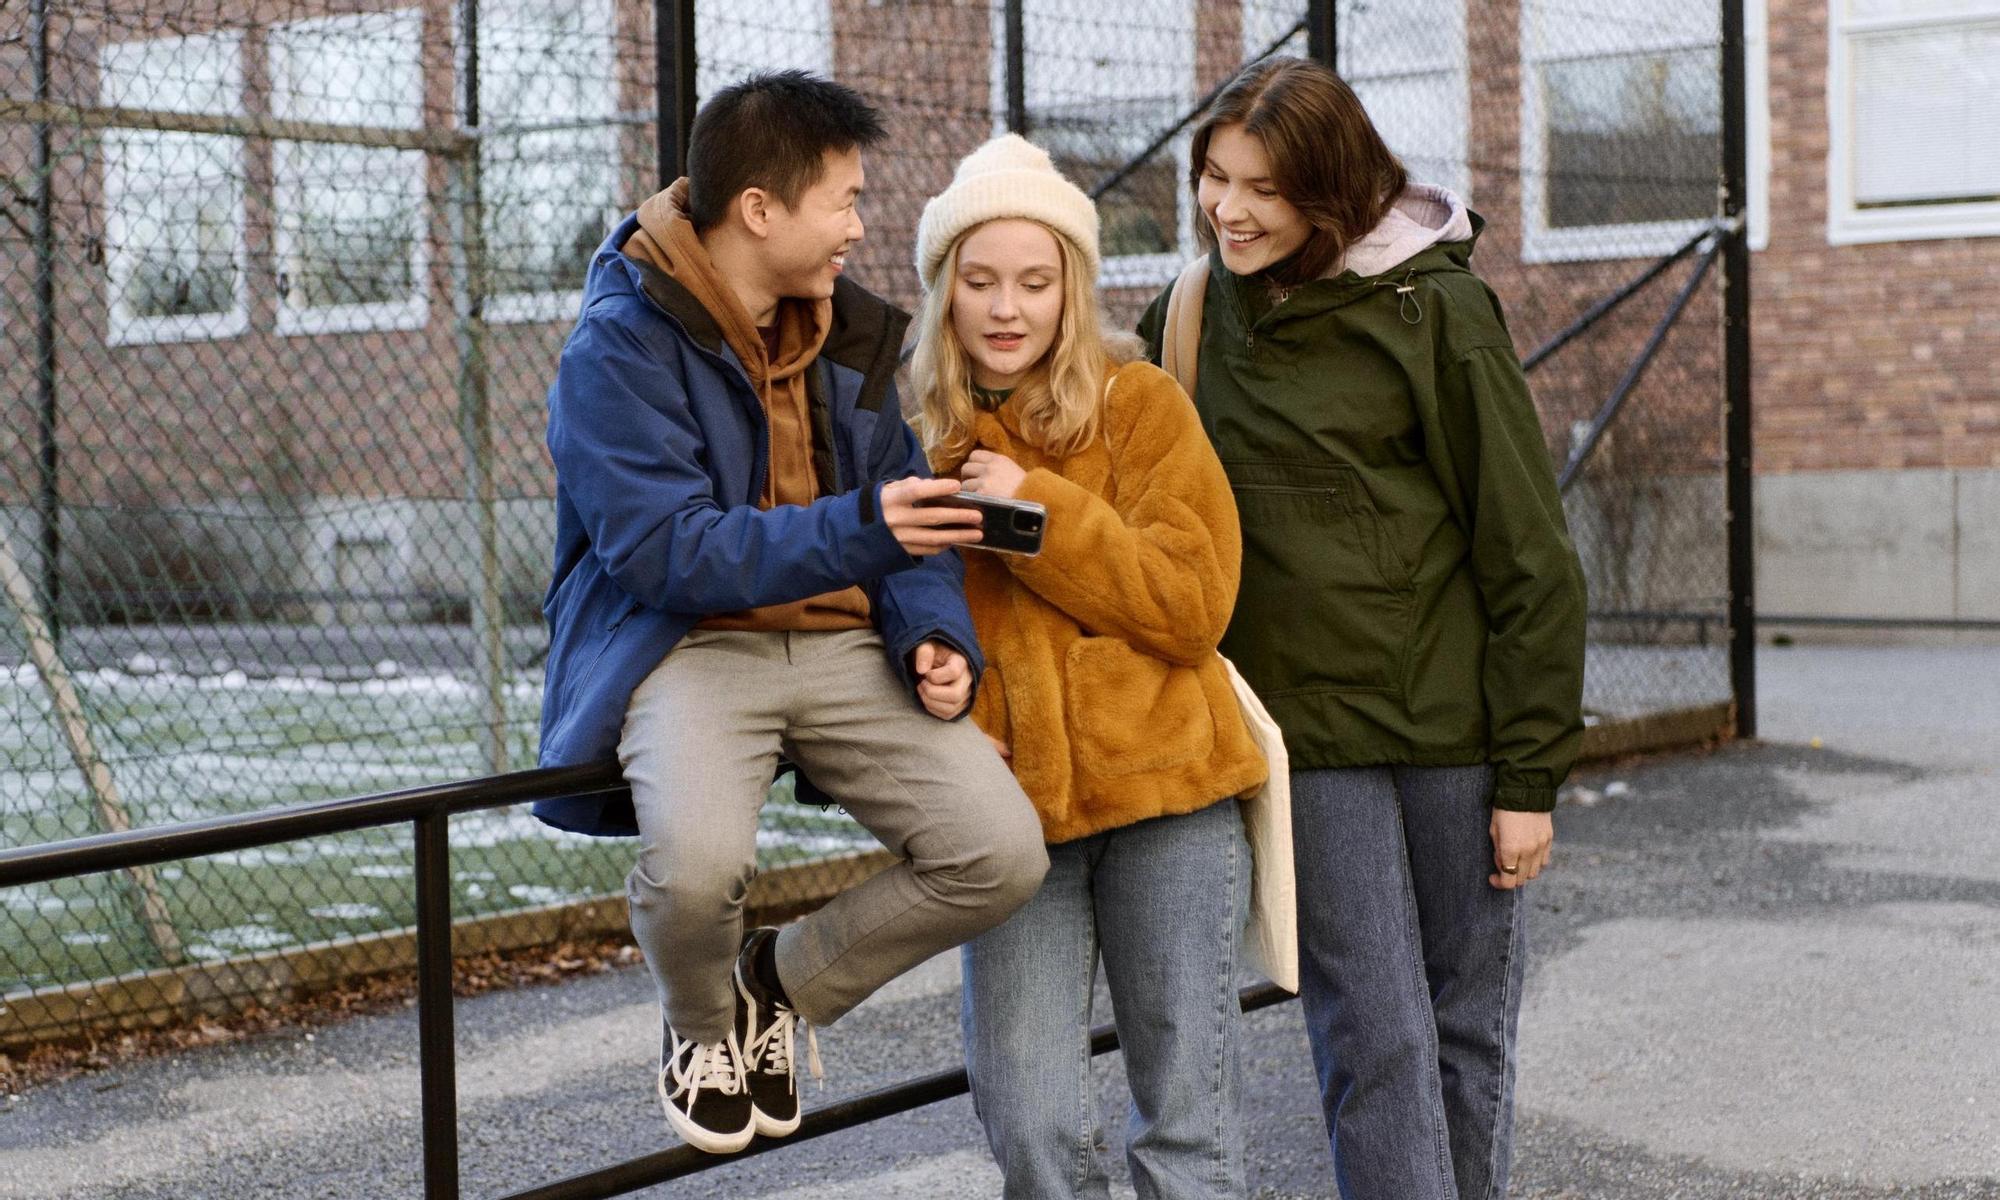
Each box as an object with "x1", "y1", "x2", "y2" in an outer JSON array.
[{"x1": 1, "y1": 0, "x2": 1741, "y2": 1046}]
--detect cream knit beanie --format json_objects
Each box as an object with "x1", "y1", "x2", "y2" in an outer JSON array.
[{"x1": 914, "y1": 134, "x2": 1101, "y2": 289}]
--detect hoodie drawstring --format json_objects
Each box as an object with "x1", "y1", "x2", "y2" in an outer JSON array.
[{"x1": 1373, "y1": 269, "x2": 1424, "y2": 325}]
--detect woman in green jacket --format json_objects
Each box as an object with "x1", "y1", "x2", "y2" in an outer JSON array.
[{"x1": 1139, "y1": 57, "x2": 1587, "y2": 1200}]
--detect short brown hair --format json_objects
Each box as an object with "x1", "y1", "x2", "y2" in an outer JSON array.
[
  {"x1": 687, "y1": 70, "x2": 886, "y2": 233},
  {"x1": 1188, "y1": 57, "x2": 1407, "y2": 285}
]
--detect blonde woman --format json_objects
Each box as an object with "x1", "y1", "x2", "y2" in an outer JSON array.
[{"x1": 911, "y1": 135, "x2": 1268, "y2": 1200}]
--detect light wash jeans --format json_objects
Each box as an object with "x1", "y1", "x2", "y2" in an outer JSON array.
[
  {"x1": 961, "y1": 798, "x2": 1251, "y2": 1200},
  {"x1": 1292, "y1": 765, "x2": 1525, "y2": 1200}
]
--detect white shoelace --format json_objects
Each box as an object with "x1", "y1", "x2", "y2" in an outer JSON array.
[
  {"x1": 667, "y1": 1030, "x2": 745, "y2": 1102},
  {"x1": 747, "y1": 1002, "x2": 825, "y2": 1091}
]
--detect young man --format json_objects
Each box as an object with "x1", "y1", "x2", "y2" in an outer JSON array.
[{"x1": 534, "y1": 72, "x2": 1048, "y2": 1155}]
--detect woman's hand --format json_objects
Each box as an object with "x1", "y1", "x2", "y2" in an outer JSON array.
[
  {"x1": 960, "y1": 450, "x2": 1027, "y2": 499},
  {"x1": 1488, "y1": 809, "x2": 1553, "y2": 890}
]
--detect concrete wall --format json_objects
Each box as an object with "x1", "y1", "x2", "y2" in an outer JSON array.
[{"x1": 1757, "y1": 468, "x2": 2000, "y2": 622}]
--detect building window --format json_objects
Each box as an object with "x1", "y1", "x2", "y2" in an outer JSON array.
[
  {"x1": 1521, "y1": 1, "x2": 1721, "y2": 261},
  {"x1": 696, "y1": 0, "x2": 833, "y2": 101},
  {"x1": 1244, "y1": 1, "x2": 1470, "y2": 202},
  {"x1": 474, "y1": 0, "x2": 619, "y2": 323},
  {"x1": 998, "y1": 0, "x2": 1198, "y2": 290},
  {"x1": 269, "y1": 11, "x2": 428, "y2": 335},
  {"x1": 98, "y1": 31, "x2": 248, "y2": 345},
  {"x1": 1829, "y1": 0, "x2": 2000, "y2": 244}
]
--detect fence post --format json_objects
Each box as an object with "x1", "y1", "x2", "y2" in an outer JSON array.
[
  {"x1": 31, "y1": 0, "x2": 60, "y2": 645},
  {"x1": 1306, "y1": 0, "x2": 1337, "y2": 71},
  {"x1": 0, "y1": 545, "x2": 182, "y2": 967},
  {"x1": 1721, "y1": 0, "x2": 1756, "y2": 737},
  {"x1": 656, "y1": 0, "x2": 697, "y2": 185},
  {"x1": 1003, "y1": 0, "x2": 1027, "y2": 135},
  {"x1": 451, "y1": 0, "x2": 508, "y2": 775}
]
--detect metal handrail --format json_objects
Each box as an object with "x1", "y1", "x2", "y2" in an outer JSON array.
[
  {"x1": 0, "y1": 764, "x2": 624, "y2": 889},
  {"x1": 0, "y1": 763, "x2": 627, "y2": 1200},
  {"x1": 500, "y1": 981, "x2": 1295, "y2": 1200},
  {"x1": 0, "y1": 764, "x2": 1292, "y2": 1199}
]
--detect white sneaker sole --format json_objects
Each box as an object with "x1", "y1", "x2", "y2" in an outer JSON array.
[
  {"x1": 752, "y1": 1102, "x2": 801, "y2": 1138},
  {"x1": 657, "y1": 1070, "x2": 755, "y2": 1155}
]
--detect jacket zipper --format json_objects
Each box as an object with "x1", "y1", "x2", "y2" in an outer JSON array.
[
  {"x1": 628, "y1": 283, "x2": 778, "y2": 502},
  {"x1": 1236, "y1": 483, "x2": 1340, "y2": 501}
]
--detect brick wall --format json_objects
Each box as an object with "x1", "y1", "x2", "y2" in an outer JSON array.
[{"x1": 1757, "y1": 0, "x2": 2000, "y2": 474}]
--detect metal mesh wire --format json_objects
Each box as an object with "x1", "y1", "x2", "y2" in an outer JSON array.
[{"x1": 1, "y1": 0, "x2": 1733, "y2": 1043}]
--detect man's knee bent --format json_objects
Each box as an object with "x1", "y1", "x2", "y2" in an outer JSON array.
[
  {"x1": 628, "y1": 845, "x2": 756, "y2": 917},
  {"x1": 949, "y1": 812, "x2": 1048, "y2": 921}
]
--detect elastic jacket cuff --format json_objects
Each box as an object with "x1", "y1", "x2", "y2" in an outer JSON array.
[
  {"x1": 1491, "y1": 783, "x2": 1558, "y2": 813},
  {"x1": 893, "y1": 629, "x2": 982, "y2": 720}
]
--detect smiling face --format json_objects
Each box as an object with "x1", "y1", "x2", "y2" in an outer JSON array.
[
  {"x1": 761, "y1": 145, "x2": 867, "y2": 302},
  {"x1": 949, "y1": 219, "x2": 1066, "y2": 391},
  {"x1": 1196, "y1": 123, "x2": 1313, "y2": 276}
]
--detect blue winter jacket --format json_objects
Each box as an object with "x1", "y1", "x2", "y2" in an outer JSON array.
[{"x1": 533, "y1": 214, "x2": 982, "y2": 836}]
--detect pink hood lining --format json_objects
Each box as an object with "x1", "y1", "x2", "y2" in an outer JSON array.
[{"x1": 1334, "y1": 183, "x2": 1473, "y2": 279}]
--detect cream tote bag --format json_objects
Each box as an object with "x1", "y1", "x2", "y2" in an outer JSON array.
[
  {"x1": 1166, "y1": 259, "x2": 1297, "y2": 992},
  {"x1": 1223, "y1": 655, "x2": 1298, "y2": 993}
]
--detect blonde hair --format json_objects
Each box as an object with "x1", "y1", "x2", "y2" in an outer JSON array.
[{"x1": 912, "y1": 223, "x2": 1109, "y2": 466}]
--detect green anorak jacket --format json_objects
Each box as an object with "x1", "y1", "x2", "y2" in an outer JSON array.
[{"x1": 1139, "y1": 185, "x2": 1587, "y2": 812}]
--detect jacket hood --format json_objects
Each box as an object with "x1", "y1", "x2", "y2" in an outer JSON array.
[
  {"x1": 624, "y1": 179, "x2": 829, "y2": 387},
  {"x1": 580, "y1": 211, "x2": 912, "y2": 425},
  {"x1": 1336, "y1": 183, "x2": 1474, "y2": 279}
]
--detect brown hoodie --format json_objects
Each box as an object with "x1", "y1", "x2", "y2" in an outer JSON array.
[{"x1": 623, "y1": 179, "x2": 871, "y2": 631}]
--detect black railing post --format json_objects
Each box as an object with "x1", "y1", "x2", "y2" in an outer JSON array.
[
  {"x1": 31, "y1": 0, "x2": 60, "y2": 641},
  {"x1": 656, "y1": 0, "x2": 697, "y2": 185},
  {"x1": 1306, "y1": 0, "x2": 1337, "y2": 71},
  {"x1": 1721, "y1": 0, "x2": 1756, "y2": 737},
  {"x1": 416, "y1": 811, "x2": 460, "y2": 1200},
  {"x1": 1003, "y1": 0, "x2": 1027, "y2": 135}
]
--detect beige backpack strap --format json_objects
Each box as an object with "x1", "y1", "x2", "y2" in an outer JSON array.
[{"x1": 1160, "y1": 254, "x2": 1210, "y2": 401}]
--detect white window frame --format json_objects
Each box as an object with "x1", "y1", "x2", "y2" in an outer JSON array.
[
  {"x1": 465, "y1": 0, "x2": 620, "y2": 325},
  {"x1": 992, "y1": 0, "x2": 1199, "y2": 291},
  {"x1": 1252, "y1": 1, "x2": 1470, "y2": 203},
  {"x1": 269, "y1": 10, "x2": 429, "y2": 337},
  {"x1": 98, "y1": 31, "x2": 250, "y2": 346},
  {"x1": 1519, "y1": 3, "x2": 1746, "y2": 263},
  {"x1": 1827, "y1": 1, "x2": 2000, "y2": 245}
]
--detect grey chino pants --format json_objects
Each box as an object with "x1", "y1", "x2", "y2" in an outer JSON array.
[{"x1": 619, "y1": 628, "x2": 1048, "y2": 1041}]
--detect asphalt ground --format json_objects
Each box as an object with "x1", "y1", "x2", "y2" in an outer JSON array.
[{"x1": 1, "y1": 644, "x2": 1995, "y2": 1199}]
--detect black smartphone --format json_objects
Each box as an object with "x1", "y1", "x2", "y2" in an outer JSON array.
[{"x1": 915, "y1": 491, "x2": 1048, "y2": 556}]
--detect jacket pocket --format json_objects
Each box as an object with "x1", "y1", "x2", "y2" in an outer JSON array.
[
  {"x1": 1224, "y1": 460, "x2": 1413, "y2": 699},
  {"x1": 1063, "y1": 636, "x2": 1215, "y2": 776}
]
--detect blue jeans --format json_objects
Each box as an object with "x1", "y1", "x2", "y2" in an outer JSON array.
[
  {"x1": 961, "y1": 799, "x2": 1251, "y2": 1200},
  {"x1": 1292, "y1": 766, "x2": 1525, "y2": 1200}
]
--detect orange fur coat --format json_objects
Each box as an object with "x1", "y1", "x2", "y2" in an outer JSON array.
[{"x1": 935, "y1": 360, "x2": 1268, "y2": 844}]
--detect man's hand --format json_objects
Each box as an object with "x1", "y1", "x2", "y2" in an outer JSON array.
[
  {"x1": 959, "y1": 450, "x2": 1027, "y2": 499},
  {"x1": 881, "y1": 477, "x2": 982, "y2": 557},
  {"x1": 1489, "y1": 809, "x2": 1553, "y2": 890},
  {"x1": 912, "y1": 640, "x2": 974, "y2": 720}
]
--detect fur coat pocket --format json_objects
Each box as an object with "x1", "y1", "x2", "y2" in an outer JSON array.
[{"x1": 1062, "y1": 635, "x2": 1215, "y2": 777}]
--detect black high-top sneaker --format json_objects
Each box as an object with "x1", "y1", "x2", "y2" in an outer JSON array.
[
  {"x1": 734, "y1": 926, "x2": 818, "y2": 1138},
  {"x1": 656, "y1": 1008, "x2": 754, "y2": 1154}
]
